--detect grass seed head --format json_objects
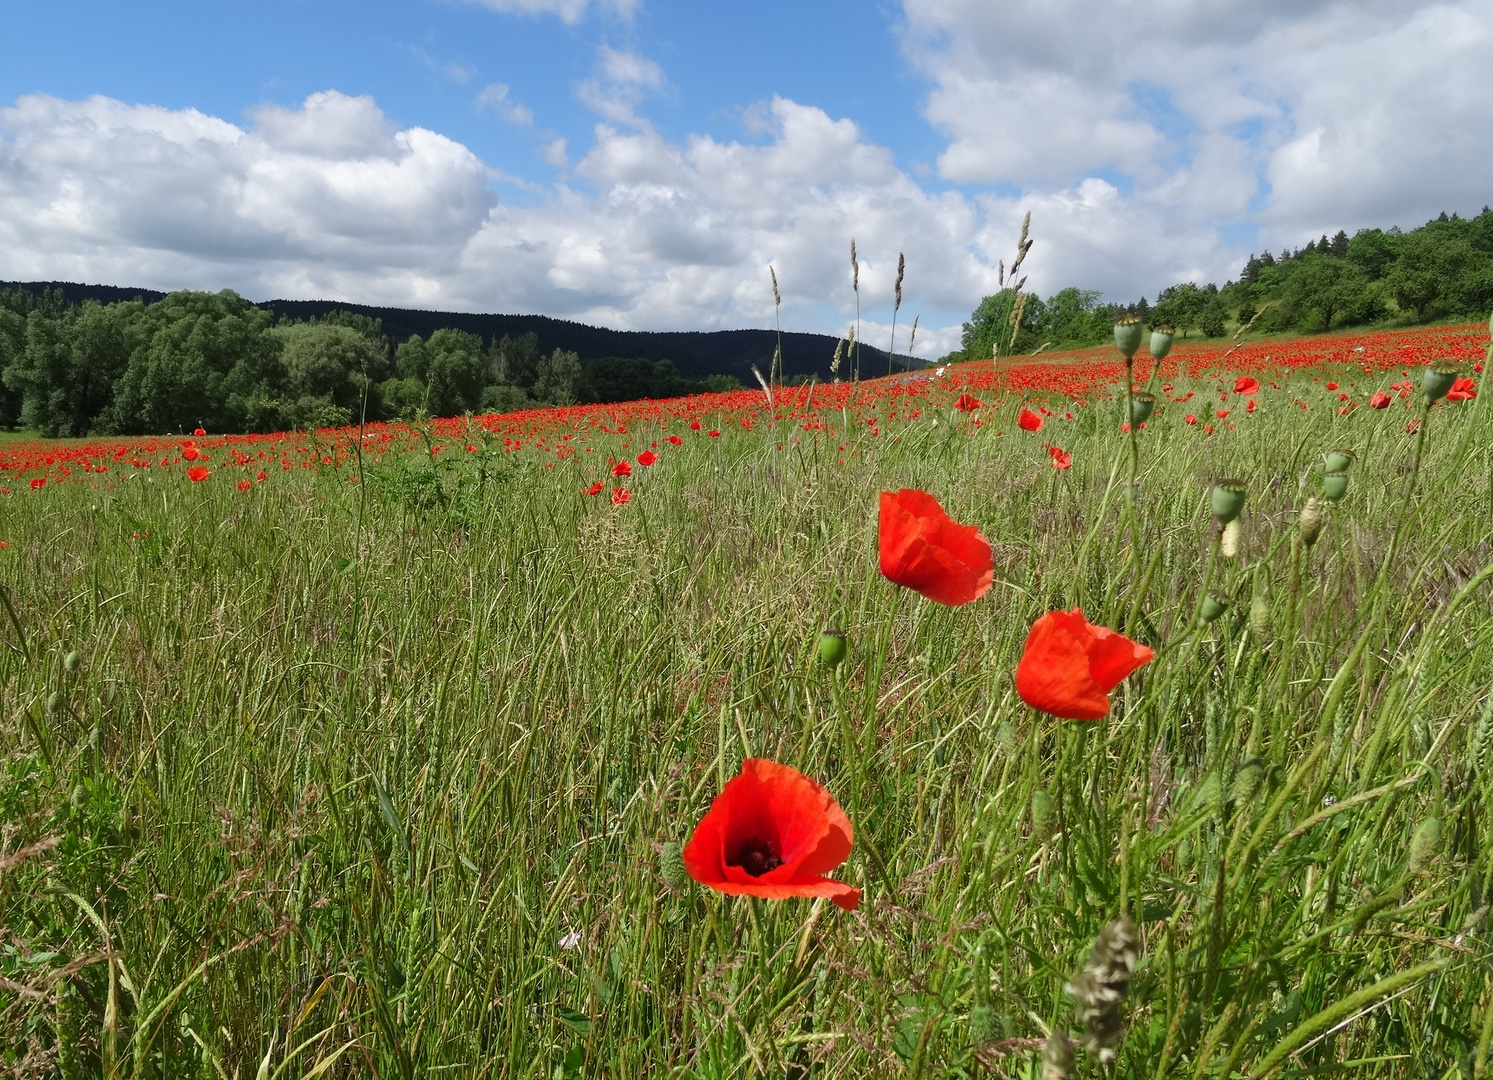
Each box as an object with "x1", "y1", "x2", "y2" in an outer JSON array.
[
  {"x1": 1300, "y1": 497, "x2": 1325, "y2": 546},
  {"x1": 659, "y1": 841, "x2": 690, "y2": 891},
  {"x1": 1065, "y1": 914, "x2": 1140, "y2": 1065},
  {"x1": 1041, "y1": 1031, "x2": 1076, "y2": 1080},
  {"x1": 1408, "y1": 817, "x2": 1441, "y2": 873},
  {"x1": 1221, "y1": 518, "x2": 1241, "y2": 558},
  {"x1": 1249, "y1": 594, "x2": 1271, "y2": 638},
  {"x1": 1031, "y1": 788, "x2": 1056, "y2": 842}
]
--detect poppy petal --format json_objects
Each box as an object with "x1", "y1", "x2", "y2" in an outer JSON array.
[
  {"x1": 878, "y1": 489, "x2": 994, "y2": 606},
  {"x1": 1085, "y1": 623, "x2": 1155, "y2": 693},
  {"x1": 1015, "y1": 611, "x2": 1109, "y2": 720}
]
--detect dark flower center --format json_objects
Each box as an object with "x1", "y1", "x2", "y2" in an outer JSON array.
[{"x1": 729, "y1": 837, "x2": 783, "y2": 877}]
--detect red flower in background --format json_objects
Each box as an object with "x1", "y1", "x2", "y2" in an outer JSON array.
[
  {"x1": 1017, "y1": 408, "x2": 1044, "y2": 432},
  {"x1": 1047, "y1": 445, "x2": 1072, "y2": 470},
  {"x1": 954, "y1": 394, "x2": 982, "y2": 412},
  {"x1": 1184, "y1": 414, "x2": 1198, "y2": 425},
  {"x1": 611, "y1": 487, "x2": 630, "y2": 505},
  {"x1": 1015, "y1": 609, "x2": 1154, "y2": 720},
  {"x1": 666, "y1": 435, "x2": 683, "y2": 445},
  {"x1": 683, "y1": 758, "x2": 860, "y2": 911},
  {"x1": 708, "y1": 429, "x2": 721, "y2": 438},
  {"x1": 636, "y1": 450, "x2": 658, "y2": 466},
  {"x1": 878, "y1": 489, "x2": 994, "y2": 606},
  {"x1": 182, "y1": 445, "x2": 201, "y2": 461},
  {"x1": 1369, "y1": 392, "x2": 1392, "y2": 409},
  {"x1": 1446, "y1": 377, "x2": 1477, "y2": 401},
  {"x1": 186, "y1": 466, "x2": 211, "y2": 482},
  {"x1": 30, "y1": 478, "x2": 46, "y2": 490},
  {"x1": 611, "y1": 459, "x2": 632, "y2": 477},
  {"x1": 1234, "y1": 377, "x2": 1260, "y2": 395},
  {"x1": 193, "y1": 427, "x2": 206, "y2": 436},
  {"x1": 585, "y1": 481, "x2": 604, "y2": 496},
  {"x1": 236, "y1": 480, "x2": 251, "y2": 491}
]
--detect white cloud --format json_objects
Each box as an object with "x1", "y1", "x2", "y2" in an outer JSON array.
[
  {"x1": 575, "y1": 47, "x2": 668, "y2": 127},
  {"x1": 457, "y1": 0, "x2": 637, "y2": 24},
  {"x1": 475, "y1": 83, "x2": 534, "y2": 126},
  {"x1": 540, "y1": 137, "x2": 569, "y2": 167}
]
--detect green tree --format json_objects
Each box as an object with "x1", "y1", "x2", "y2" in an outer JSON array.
[
  {"x1": 1152, "y1": 282, "x2": 1208, "y2": 337},
  {"x1": 532, "y1": 348, "x2": 582, "y2": 405},
  {"x1": 490, "y1": 332, "x2": 541, "y2": 390},
  {"x1": 394, "y1": 328, "x2": 487, "y2": 417},
  {"x1": 1282, "y1": 254, "x2": 1370, "y2": 331},
  {"x1": 275, "y1": 321, "x2": 389, "y2": 429},
  {"x1": 1385, "y1": 231, "x2": 1475, "y2": 321},
  {"x1": 1346, "y1": 229, "x2": 1398, "y2": 280}
]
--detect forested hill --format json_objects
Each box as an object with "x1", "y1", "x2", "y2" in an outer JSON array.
[{"x1": 0, "y1": 281, "x2": 893, "y2": 388}]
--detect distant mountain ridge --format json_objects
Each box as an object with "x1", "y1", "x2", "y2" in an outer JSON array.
[{"x1": 0, "y1": 281, "x2": 905, "y2": 385}]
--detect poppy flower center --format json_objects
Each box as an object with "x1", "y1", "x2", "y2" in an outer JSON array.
[{"x1": 728, "y1": 837, "x2": 783, "y2": 877}]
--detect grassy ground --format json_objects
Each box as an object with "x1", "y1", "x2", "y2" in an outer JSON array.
[{"x1": 1, "y1": 340, "x2": 1491, "y2": 1079}]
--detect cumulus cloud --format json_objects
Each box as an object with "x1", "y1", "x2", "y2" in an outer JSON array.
[
  {"x1": 575, "y1": 47, "x2": 668, "y2": 127},
  {"x1": 0, "y1": 91, "x2": 999, "y2": 355},
  {"x1": 475, "y1": 83, "x2": 534, "y2": 126},
  {"x1": 902, "y1": 0, "x2": 1493, "y2": 296}
]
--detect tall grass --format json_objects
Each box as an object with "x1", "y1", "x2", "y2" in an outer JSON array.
[{"x1": 1, "y1": 353, "x2": 1490, "y2": 1078}]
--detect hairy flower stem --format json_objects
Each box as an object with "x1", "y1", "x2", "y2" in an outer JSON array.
[{"x1": 1124, "y1": 357, "x2": 1141, "y2": 553}]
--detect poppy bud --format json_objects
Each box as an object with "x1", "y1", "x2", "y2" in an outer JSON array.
[
  {"x1": 1322, "y1": 471, "x2": 1349, "y2": 503},
  {"x1": 1031, "y1": 788, "x2": 1057, "y2": 842},
  {"x1": 818, "y1": 629, "x2": 848, "y2": 667},
  {"x1": 1407, "y1": 817, "x2": 1441, "y2": 873},
  {"x1": 70, "y1": 783, "x2": 90, "y2": 810},
  {"x1": 1149, "y1": 327, "x2": 1175, "y2": 361},
  {"x1": 1423, "y1": 362, "x2": 1460, "y2": 402},
  {"x1": 46, "y1": 691, "x2": 62, "y2": 717},
  {"x1": 1210, "y1": 479, "x2": 1247, "y2": 525},
  {"x1": 1042, "y1": 1031, "x2": 1077, "y2": 1080},
  {"x1": 659, "y1": 841, "x2": 690, "y2": 891},
  {"x1": 1249, "y1": 595, "x2": 1271, "y2": 638},
  {"x1": 1324, "y1": 449, "x2": 1356, "y2": 473},
  {"x1": 1113, "y1": 316, "x2": 1145, "y2": 359},
  {"x1": 969, "y1": 1000, "x2": 998, "y2": 1045},
  {"x1": 1129, "y1": 392, "x2": 1156, "y2": 425},
  {"x1": 64, "y1": 650, "x2": 81, "y2": 673},
  {"x1": 1199, "y1": 592, "x2": 1229, "y2": 625},
  {"x1": 1299, "y1": 497, "x2": 1324, "y2": 546}
]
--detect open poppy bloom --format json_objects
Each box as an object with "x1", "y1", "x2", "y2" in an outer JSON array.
[
  {"x1": 637, "y1": 450, "x2": 658, "y2": 466},
  {"x1": 1234, "y1": 377, "x2": 1260, "y2": 395},
  {"x1": 954, "y1": 393, "x2": 982, "y2": 412},
  {"x1": 585, "y1": 481, "x2": 604, "y2": 496},
  {"x1": 186, "y1": 466, "x2": 211, "y2": 482},
  {"x1": 1446, "y1": 376, "x2": 1478, "y2": 402},
  {"x1": 1017, "y1": 407, "x2": 1044, "y2": 432},
  {"x1": 1368, "y1": 391, "x2": 1392, "y2": 409},
  {"x1": 1015, "y1": 608, "x2": 1154, "y2": 720},
  {"x1": 1047, "y1": 445, "x2": 1072, "y2": 470},
  {"x1": 682, "y1": 758, "x2": 860, "y2": 911},
  {"x1": 611, "y1": 459, "x2": 632, "y2": 477},
  {"x1": 879, "y1": 489, "x2": 994, "y2": 606}
]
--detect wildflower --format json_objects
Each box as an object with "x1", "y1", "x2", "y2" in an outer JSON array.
[
  {"x1": 1234, "y1": 377, "x2": 1260, "y2": 395},
  {"x1": 690, "y1": 420, "x2": 702, "y2": 430},
  {"x1": 682, "y1": 758, "x2": 860, "y2": 910},
  {"x1": 585, "y1": 481, "x2": 604, "y2": 496},
  {"x1": 182, "y1": 445, "x2": 202, "y2": 461},
  {"x1": 611, "y1": 487, "x2": 630, "y2": 505},
  {"x1": 1184, "y1": 414, "x2": 1198, "y2": 425},
  {"x1": 193, "y1": 427, "x2": 206, "y2": 436},
  {"x1": 1216, "y1": 409, "x2": 1229, "y2": 419},
  {"x1": 236, "y1": 480, "x2": 251, "y2": 491},
  {"x1": 1018, "y1": 408, "x2": 1044, "y2": 432},
  {"x1": 186, "y1": 466, "x2": 211, "y2": 482},
  {"x1": 878, "y1": 488, "x2": 995, "y2": 606},
  {"x1": 666, "y1": 434, "x2": 683, "y2": 445},
  {"x1": 611, "y1": 460, "x2": 632, "y2": 477},
  {"x1": 1325, "y1": 381, "x2": 1339, "y2": 391},
  {"x1": 1048, "y1": 445, "x2": 1072, "y2": 470},
  {"x1": 256, "y1": 470, "x2": 267, "y2": 482},
  {"x1": 1015, "y1": 609, "x2": 1153, "y2": 720},
  {"x1": 954, "y1": 393, "x2": 982, "y2": 412},
  {"x1": 708, "y1": 429, "x2": 721, "y2": 438},
  {"x1": 636, "y1": 450, "x2": 658, "y2": 466},
  {"x1": 30, "y1": 478, "x2": 46, "y2": 490},
  {"x1": 1446, "y1": 376, "x2": 1477, "y2": 401},
  {"x1": 1246, "y1": 399, "x2": 1257, "y2": 413},
  {"x1": 1369, "y1": 391, "x2": 1392, "y2": 409}
]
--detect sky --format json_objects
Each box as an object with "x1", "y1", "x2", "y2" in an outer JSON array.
[{"x1": 1, "y1": 0, "x2": 1489, "y2": 357}]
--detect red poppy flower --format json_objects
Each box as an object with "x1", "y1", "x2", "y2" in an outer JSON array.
[
  {"x1": 954, "y1": 394, "x2": 981, "y2": 412},
  {"x1": 1216, "y1": 409, "x2": 1229, "y2": 419},
  {"x1": 1017, "y1": 408, "x2": 1043, "y2": 432},
  {"x1": 611, "y1": 459, "x2": 632, "y2": 477},
  {"x1": 690, "y1": 420, "x2": 702, "y2": 430},
  {"x1": 637, "y1": 450, "x2": 658, "y2": 466},
  {"x1": 1047, "y1": 445, "x2": 1072, "y2": 470},
  {"x1": 1325, "y1": 382, "x2": 1338, "y2": 391},
  {"x1": 1368, "y1": 391, "x2": 1392, "y2": 409},
  {"x1": 1015, "y1": 608, "x2": 1154, "y2": 721},
  {"x1": 1234, "y1": 377, "x2": 1260, "y2": 395},
  {"x1": 186, "y1": 466, "x2": 211, "y2": 482},
  {"x1": 666, "y1": 434, "x2": 683, "y2": 445},
  {"x1": 611, "y1": 486, "x2": 630, "y2": 505},
  {"x1": 1246, "y1": 399, "x2": 1257, "y2": 413},
  {"x1": 236, "y1": 480, "x2": 251, "y2": 491},
  {"x1": 708, "y1": 429, "x2": 721, "y2": 438},
  {"x1": 182, "y1": 445, "x2": 201, "y2": 461},
  {"x1": 682, "y1": 758, "x2": 859, "y2": 911},
  {"x1": 878, "y1": 489, "x2": 994, "y2": 606},
  {"x1": 30, "y1": 477, "x2": 46, "y2": 490},
  {"x1": 1184, "y1": 414, "x2": 1198, "y2": 425},
  {"x1": 1446, "y1": 377, "x2": 1477, "y2": 401},
  {"x1": 256, "y1": 470, "x2": 267, "y2": 482},
  {"x1": 193, "y1": 427, "x2": 206, "y2": 436},
  {"x1": 585, "y1": 481, "x2": 604, "y2": 496}
]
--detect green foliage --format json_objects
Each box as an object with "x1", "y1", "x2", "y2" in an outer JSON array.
[
  {"x1": 395, "y1": 328, "x2": 487, "y2": 418},
  {"x1": 275, "y1": 320, "x2": 388, "y2": 430},
  {"x1": 1282, "y1": 254, "x2": 1371, "y2": 331},
  {"x1": 534, "y1": 347, "x2": 583, "y2": 406}
]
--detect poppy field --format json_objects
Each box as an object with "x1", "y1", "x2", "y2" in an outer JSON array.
[{"x1": 1, "y1": 321, "x2": 1491, "y2": 1078}]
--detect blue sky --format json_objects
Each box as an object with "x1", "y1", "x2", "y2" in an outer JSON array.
[{"x1": 1, "y1": 0, "x2": 1488, "y2": 352}]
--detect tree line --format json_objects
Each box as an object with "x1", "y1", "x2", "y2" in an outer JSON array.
[
  {"x1": 0, "y1": 289, "x2": 740, "y2": 437},
  {"x1": 953, "y1": 207, "x2": 1493, "y2": 360}
]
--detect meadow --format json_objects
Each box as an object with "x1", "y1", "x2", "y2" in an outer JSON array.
[{"x1": 1, "y1": 322, "x2": 1490, "y2": 1079}]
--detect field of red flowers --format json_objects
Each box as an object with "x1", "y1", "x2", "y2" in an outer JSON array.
[{"x1": 0, "y1": 323, "x2": 1482, "y2": 493}]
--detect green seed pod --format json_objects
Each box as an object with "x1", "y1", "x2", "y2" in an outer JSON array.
[
  {"x1": 46, "y1": 691, "x2": 62, "y2": 717},
  {"x1": 1249, "y1": 594, "x2": 1271, "y2": 638},
  {"x1": 64, "y1": 650, "x2": 81, "y2": 673},
  {"x1": 659, "y1": 841, "x2": 690, "y2": 891},
  {"x1": 1408, "y1": 817, "x2": 1441, "y2": 873},
  {"x1": 1031, "y1": 788, "x2": 1057, "y2": 842},
  {"x1": 1211, "y1": 479, "x2": 1247, "y2": 525},
  {"x1": 1321, "y1": 471, "x2": 1349, "y2": 503},
  {"x1": 1114, "y1": 316, "x2": 1145, "y2": 359},
  {"x1": 1149, "y1": 327, "x2": 1175, "y2": 361},
  {"x1": 1423, "y1": 362, "x2": 1460, "y2": 402},
  {"x1": 1129, "y1": 391, "x2": 1156, "y2": 425},
  {"x1": 969, "y1": 1001, "x2": 998, "y2": 1045},
  {"x1": 1230, "y1": 755, "x2": 1265, "y2": 807},
  {"x1": 1300, "y1": 497, "x2": 1324, "y2": 547},
  {"x1": 1324, "y1": 449, "x2": 1356, "y2": 473},
  {"x1": 818, "y1": 629, "x2": 847, "y2": 667},
  {"x1": 1199, "y1": 592, "x2": 1229, "y2": 625}
]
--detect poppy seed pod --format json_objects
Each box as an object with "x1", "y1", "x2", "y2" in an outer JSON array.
[
  {"x1": 1199, "y1": 592, "x2": 1229, "y2": 625},
  {"x1": 1211, "y1": 479, "x2": 1247, "y2": 525},
  {"x1": 1322, "y1": 471, "x2": 1350, "y2": 503},
  {"x1": 1129, "y1": 391, "x2": 1156, "y2": 425},
  {"x1": 64, "y1": 650, "x2": 81, "y2": 673},
  {"x1": 818, "y1": 629, "x2": 848, "y2": 667},
  {"x1": 1324, "y1": 449, "x2": 1356, "y2": 473},
  {"x1": 1149, "y1": 326, "x2": 1175, "y2": 361},
  {"x1": 1424, "y1": 362, "x2": 1460, "y2": 401},
  {"x1": 1299, "y1": 497, "x2": 1324, "y2": 546},
  {"x1": 1114, "y1": 316, "x2": 1145, "y2": 359}
]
